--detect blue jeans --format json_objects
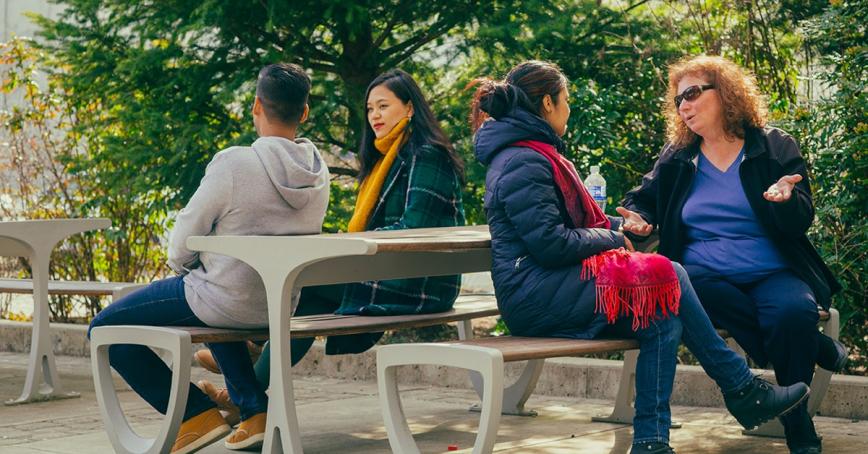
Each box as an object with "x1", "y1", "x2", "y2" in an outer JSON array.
[
  {"x1": 88, "y1": 276, "x2": 268, "y2": 421},
  {"x1": 603, "y1": 262, "x2": 753, "y2": 445}
]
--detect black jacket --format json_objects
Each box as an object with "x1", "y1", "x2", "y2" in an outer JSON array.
[
  {"x1": 475, "y1": 108, "x2": 624, "y2": 337},
  {"x1": 622, "y1": 126, "x2": 840, "y2": 309}
]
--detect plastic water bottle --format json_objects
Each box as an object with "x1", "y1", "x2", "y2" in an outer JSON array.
[{"x1": 584, "y1": 165, "x2": 607, "y2": 212}]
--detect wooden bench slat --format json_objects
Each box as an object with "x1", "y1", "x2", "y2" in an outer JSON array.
[
  {"x1": 444, "y1": 336, "x2": 641, "y2": 362},
  {"x1": 0, "y1": 278, "x2": 138, "y2": 296},
  {"x1": 436, "y1": 309, "x2": 829, "y2": 363},
  {"x1": 184, "y1": 295, "x2": 499, "y2": 343},
  {"x1": 170, "y1": 298, "x2": 828, "y2": 348}
]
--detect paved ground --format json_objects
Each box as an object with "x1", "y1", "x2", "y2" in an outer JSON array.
[{"x1": 0, "y1": 352, "x2": 866, "y2": 453}]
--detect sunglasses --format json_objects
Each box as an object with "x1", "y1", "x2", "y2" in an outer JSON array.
[{"x1": 674, "y1": 84, "x2": 714, "y2": 108}]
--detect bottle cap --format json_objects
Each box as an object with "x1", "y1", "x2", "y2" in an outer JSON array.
[{"x1": 590, "y1": 165, "x2": 600, "y2": 173}]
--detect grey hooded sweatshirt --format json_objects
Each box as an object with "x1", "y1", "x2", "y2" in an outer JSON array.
[{"x1": 167, "y1": 136, "x2": 330, "y2": 328}]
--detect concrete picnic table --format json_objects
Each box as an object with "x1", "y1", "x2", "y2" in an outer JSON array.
[
  {"x1": 187, "y1": 225, "x2": 493, "y2": 453},
  {"x1": 0, "y1": 218, "x2": 110, "y2": 405}
]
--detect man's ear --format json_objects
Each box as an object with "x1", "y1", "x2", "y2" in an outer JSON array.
[
  {"x1": 252, "y1": 96, "x2": 263, "y2": 116},
  {"x1": 299, "y1": 104, "x2": 309, "y2": 124}
]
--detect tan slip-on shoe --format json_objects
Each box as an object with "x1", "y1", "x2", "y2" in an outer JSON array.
[
  {"x1": 197, "y1": 380, "x2": 241, "y2": 426},
  {"x1": 171, "y1": 408, "x2": 231, "y2": 454},
  {"x1": 193, "y1": 349, "x2": 221, "y2": 374},
  {"x1": 224, "y1": 412, "x2": 267, "y2": 451}
]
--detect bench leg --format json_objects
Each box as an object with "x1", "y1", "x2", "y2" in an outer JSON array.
[
  {"x1": 378, "y1": 343, "x2": 504, "y2": 454},
  {"x1": 459, "y1": 320, "x2": 544, "y2": 416},
  {"x1": 809, "y1": 308, "x2": 839, "y2": 416},
  {"x1": 744, "y1": 308, "x2": 841, "y2": 438},
  {"x1": 5, "y1": 253, "x2": 79, "y2": 405},
  {"x1": 90, "y1": 326, "x2": 192, "y2": 454},
  {"x1": 592, "y1": 349, "x2": 637, "y2": 424}
]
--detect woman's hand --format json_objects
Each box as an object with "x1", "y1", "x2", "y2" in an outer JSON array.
[
  {"x1": 763, "y1": 174, "x2": 803, "y2": 203},
  {"x1": 615, "y1": 207, "x2": 653, "y2": 237},
  {"x1": 623, "y1": 234, "x2": 635, "y2": 252}
]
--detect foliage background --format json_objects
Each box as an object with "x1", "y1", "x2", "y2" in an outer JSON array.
[{"x1": 1, "y1": 0, "x2": 864, "y2": 373}]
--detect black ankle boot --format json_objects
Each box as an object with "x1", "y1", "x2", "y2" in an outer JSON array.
[
  {"x1": 816, "y1": 333, "x2": 848, "y2": 372},
  {"x1": 784, "y1": 407, "x2": 823, "y2": 454},
  {"x1": 790, "y1": 443, "x2": 822, "y2": 454},
  {"x1": 723, "y1": 376, "x2": 810, "y2": 430},
  {"x1": 630, "y1": 441, "x2": 675, "y2": 454}
]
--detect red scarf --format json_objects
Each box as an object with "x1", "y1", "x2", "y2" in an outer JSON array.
[{"x1": 514, "y1": 140, "x2": 680, "y2": 330}]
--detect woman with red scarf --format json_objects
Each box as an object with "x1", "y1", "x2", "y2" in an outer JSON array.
[{"x1": 471, "y1": 60, "x2": 808, "y2": 454}]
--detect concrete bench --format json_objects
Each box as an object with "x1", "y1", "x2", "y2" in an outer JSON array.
[
  {"x1": 377, "y1": 309, "x2": 839, "y2": 454},
  {"x1": 0, "y1": 278, "x2": 142, "y2": 299},
  {"x1": 90, "y1": 294, "x2": 499, "y2": 454}
]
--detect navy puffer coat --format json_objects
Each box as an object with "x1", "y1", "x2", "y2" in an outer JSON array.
[{"x1": 474, "y1": 108, "x2": 626, "y2": 338}]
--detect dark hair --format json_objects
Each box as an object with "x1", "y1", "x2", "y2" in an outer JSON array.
[
  {"x1": 358, "y1": 69, "x2": 464, "y2": 182},
  {"x1": 470, "y1": 60, "x2": 567, "y2": 131},
  {"x1": 256, "y1": 63, "x2": 311, "y2": 125}
]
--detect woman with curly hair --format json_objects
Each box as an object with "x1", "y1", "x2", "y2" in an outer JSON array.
[{"x1": 620, "y1": 55, "x2": 844, "y2": 454}]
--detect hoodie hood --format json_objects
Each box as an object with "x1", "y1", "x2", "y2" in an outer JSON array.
[
  {"x1": 251, "y1": 136, "x2": 330, "y2": 209},
  {"x1": 474, "y1": 107, "x2": 565, "y2": 166}
]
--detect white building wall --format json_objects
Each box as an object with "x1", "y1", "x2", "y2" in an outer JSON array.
[{"x1": 1, "y1": 0, "x2": 62, "y2": 41}]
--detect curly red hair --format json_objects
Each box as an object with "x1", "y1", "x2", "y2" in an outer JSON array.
[{"x1": 665, "y1": 55, "x2": 767, "y2": 148}]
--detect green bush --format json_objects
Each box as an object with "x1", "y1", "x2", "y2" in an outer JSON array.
[{"x1": 778, "y1": 0, "x2": 867, "y2": 373}]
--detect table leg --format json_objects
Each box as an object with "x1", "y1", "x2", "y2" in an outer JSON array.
[
  {"x1": 261, "y1": 273, "x2": 304, "y2": 454},
  {"x1": 5, "y1": 248, "x2": 79, "y2": 405}
]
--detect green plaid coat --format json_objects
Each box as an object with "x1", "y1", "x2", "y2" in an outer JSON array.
[{"x1": 336, "y1": 143, "x2": 465, "y2": 317}]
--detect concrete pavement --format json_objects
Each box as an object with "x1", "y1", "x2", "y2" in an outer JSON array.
[{"x1": 0, "y1": 351, "x2": 866, "y2": 453}]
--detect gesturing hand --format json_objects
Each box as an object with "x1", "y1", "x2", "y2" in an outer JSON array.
[
  {"x1": 615, "y1": 207, "x2": 653, "y2": 237},
  {"x1": 623, "y1": 235, "x2": 635, "y2": 252},
  {"x1": 763, "y1": 174, "x2": 803, "y2": 203}
]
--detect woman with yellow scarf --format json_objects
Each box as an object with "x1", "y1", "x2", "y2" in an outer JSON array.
[{"x1": 195, "y1": 70, "x2": 466, "y2": 440}]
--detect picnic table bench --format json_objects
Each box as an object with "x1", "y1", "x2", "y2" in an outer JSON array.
[
  {"x1": 88, "y1": 225, "x2": 840, "y2": 454},
  {"x1": 0, "y1": 218, "x2": 142, "y2": 405},
  {"x1": 0, "y1": 278, "x2": 141, "y2": 298},
  {"x1": 90, "y1": 226, "x2": 495, "y2": 454},
  {"x1": 378, "y1": 310, "x2": 838, "y2": 454}
]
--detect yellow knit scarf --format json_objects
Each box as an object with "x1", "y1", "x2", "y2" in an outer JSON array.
[{"x1": 347, "y1": 117, "x2": 410, "y2": 232}]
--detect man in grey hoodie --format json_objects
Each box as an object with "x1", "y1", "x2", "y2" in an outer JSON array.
[{"x1": 88, "y1": 63, "x2": 329, "y2": 454}]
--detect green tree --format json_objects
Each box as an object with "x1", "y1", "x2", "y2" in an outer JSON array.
[
  {"x1": 450, "y1": 1, "x2": 686, "y2": 212},
  {"x1": 0, "y1": 37, "x2": 167, "y2": 320},
  {"x1": 33, "y1": 0, "x2": 511, "y2": 212},
  {"x1": 787, "y1": 0, "x2": 866, "y2": 372},
  {"x1": 15, "y1": 0, "x2": 864, "y2": 373}
]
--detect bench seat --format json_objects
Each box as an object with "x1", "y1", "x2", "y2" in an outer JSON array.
[
  {"x1": 442, "y1": 336, "x2": 641, "y2": 362},
  {"x1": 0, "y1": 278, "x2": 141, "y2": 297},
  {"x1": 178, "y1": 294, "x2": 499, "y2": 344},
  {"x1": 394, "y1": 310, "x2": 830, "y2": 364},
  {"x1": 88, "y1": 294, "x2": 499, "y2": 454},
  {"x1": 377, "y1": 309, "x2": 838, "y2": 454}
]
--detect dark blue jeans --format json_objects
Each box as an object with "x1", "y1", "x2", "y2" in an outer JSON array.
[
  {"x1": 88, "y1": 276, "x2": 268, "y2": 421},
  {"x1": 605, "y1": 262, "x2": 753, "y2": 445},
  {"x1": 686, "y1": 265, "x2": 821, "y2": 447}
]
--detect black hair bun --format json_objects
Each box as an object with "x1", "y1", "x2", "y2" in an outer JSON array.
[{"x1": 479, "y1": 81, "x2": 520, "y2": 119}]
